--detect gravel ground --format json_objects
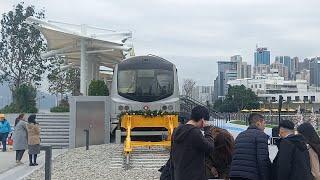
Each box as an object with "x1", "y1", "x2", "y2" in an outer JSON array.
[{"x1": 25, "y1": 144, "x2": 161, "y2": 180}]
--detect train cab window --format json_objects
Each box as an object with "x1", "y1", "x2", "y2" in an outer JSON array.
[{"x1": 118, "y1": 68, "x2": 174, "y2": 102}]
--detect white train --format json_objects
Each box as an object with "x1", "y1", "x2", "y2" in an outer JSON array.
[{"x1": 110, "y1": 55, "x2": 180, "y2": 131}]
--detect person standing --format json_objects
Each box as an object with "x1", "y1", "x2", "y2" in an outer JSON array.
[
  {"x1": 13, "y1": 114, "x2": 28, "y2": 164},
  {"x1": 273, "y1": 120, "x2": 312, "y2": 180},
  {"x1": 26, "y1": 114, "x2": 41, "y2": 166},
  {"x1": 297, "y1": 122, "x2": 320, "y2": 180},
  {"x1": 0, "y1": 114, "x2": 12, "y2": 152},
  {"x1": 171, "y1": 105, "x2": 215, "y2": 180},
  {"x1": 205, "y1": 126, "x2": 235, "y2": 179},
  {"x1": 229, "y1": 113, "x2": 271, "y2": 180}
]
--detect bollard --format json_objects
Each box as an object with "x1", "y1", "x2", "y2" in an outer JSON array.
[
  {"x1": 84, "y1": 129, "x2": 89, "y2": 150},
  {"x1": 40, "y1": 145, "x2": 52, "y2": 180}
]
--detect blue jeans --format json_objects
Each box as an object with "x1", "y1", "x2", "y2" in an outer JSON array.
[{"x1": 0, "y1": 133, "x2": 9, "y2": 151}]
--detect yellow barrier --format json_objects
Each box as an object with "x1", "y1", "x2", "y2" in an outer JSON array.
[{"x1": 120, "y1": 115, "x2": 179, "y2": 154}]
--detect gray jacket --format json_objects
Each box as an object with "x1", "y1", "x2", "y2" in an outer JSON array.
[{"x1": 13, "y1": 120, "x2": 28, "y2": 150}]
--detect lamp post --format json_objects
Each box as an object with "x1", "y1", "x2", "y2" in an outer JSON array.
[{"x1": 278, "y1": 95, "x2": 283, "y2": 125}]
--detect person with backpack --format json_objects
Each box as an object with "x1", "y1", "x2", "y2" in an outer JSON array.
[
  {"x1": 273, "y1": 120, "x2": 312, "y2": 180},
  {"x1": 298, "y1": 123, "x2": 320, "y2": 180},
  {"x1": 0, "y1": 114, "x2": 12, "y2": 152},
  {"x1": 170, "y1": 105, "x2": 215, "y2": 180}
]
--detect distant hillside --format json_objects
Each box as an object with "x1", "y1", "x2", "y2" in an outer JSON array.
[
  {"x1": 0, "y1": 84, "x2": 11, "y2": 109},
  {"x1": 0, "y1": 84, "x2": 56, "y2": 111}
]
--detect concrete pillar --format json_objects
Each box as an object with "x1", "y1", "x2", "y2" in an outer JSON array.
[
  {"x1": 80, "y1": 25, "x2": 88, "y2": 95},
  {"x1": 87, "y1": 59, "x2": 93, "y2": 83},
  {"x1": 95, "y1": 63, "x2": 100, "y2": 80},
  {"x1": 80, "y1": 38, "x2": 87, "y2": 95}
]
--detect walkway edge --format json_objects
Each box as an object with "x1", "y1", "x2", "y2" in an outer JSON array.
[{"x1": 0, "y1": 149, "x2": 67, "y2": 180}]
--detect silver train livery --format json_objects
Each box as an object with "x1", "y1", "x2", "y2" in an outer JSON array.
[{"x1": 110, "y1": 55, "x2": 180, "y2": 130}]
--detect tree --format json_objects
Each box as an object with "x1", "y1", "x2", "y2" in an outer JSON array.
[
  {"x1": 214, "y1": 85, "x2": 259, "y2": 112},
  {"x1": 0, "y1": 3, "x2": 48, "y2": 97},
  {"x1": 66, "y1": 68, "x2": 80, "y2": 96},
  {"x1": 47, "y1": 58, "x2": 68, "y2": 102},
  {"x1": 183, "y1": 79, "x2": 196, "y2": 97},
  {"x1": 47, "y1": 57, "x2": 80, "y2": 102},
  {"x1": 14, "y1": 84, "x2": 37, "y2": 113},
  {"x1": 88, "y1": 80, "x2": 109, "y2": 96},
  {"x1": 0, "y1": 84, "x2": 37, "y2": 113}
]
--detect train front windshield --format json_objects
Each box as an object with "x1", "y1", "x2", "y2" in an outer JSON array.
[{"x1": 118, "y1": 68, "x2": 174, "y2": 102}]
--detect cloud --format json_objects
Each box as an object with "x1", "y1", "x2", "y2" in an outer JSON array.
[{"x1": 1, "y1": 0, "x2": 320, "y2": 86}]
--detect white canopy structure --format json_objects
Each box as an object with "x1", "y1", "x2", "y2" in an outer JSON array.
[{"x1": 25, "y1": 17, "x2": 133, "y2": 95}]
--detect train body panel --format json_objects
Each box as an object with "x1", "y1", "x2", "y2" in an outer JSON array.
[{"x1": 110, "y1": 55, "x2": 180, "y2": 125}]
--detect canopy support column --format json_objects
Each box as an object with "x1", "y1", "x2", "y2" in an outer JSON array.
[{"x1": 80, "y1": 38, "x2": 87, "y2": 95}]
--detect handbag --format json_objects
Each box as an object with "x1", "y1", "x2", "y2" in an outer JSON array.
[{"x1": 7, "y1": 133, "x2": 13, "y2": 145}]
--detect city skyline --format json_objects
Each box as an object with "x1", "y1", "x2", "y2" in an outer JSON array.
[{"x1": 1, "y1": 0, "x2": 320, "y2": 86}]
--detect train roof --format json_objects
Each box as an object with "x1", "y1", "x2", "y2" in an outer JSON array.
[{"x1": 118, "y1": 55, "x2": 174, "y2": 70}]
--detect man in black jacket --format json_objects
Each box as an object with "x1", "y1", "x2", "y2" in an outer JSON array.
[
  {"x1": 272, "y1": 120, "x2": 312, "y2": 180},
  {"x1": 229, "y1": 113, "x2": 271, "y2": 180},
  {"x1": 171, "y1": 105, "x2": 215, "y2": 180}
]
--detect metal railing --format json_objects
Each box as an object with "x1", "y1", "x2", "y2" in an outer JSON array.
[{"x1": 179, "y1": 95, "x2": 226, "y2": 127}]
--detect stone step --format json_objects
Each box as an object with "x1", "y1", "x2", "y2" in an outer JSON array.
[
  {"x1": 41, "y1": 139, "x2": 69, "y2": 143},
  {"x1": 40, "y1": 126, "x2": 69, "y2": 129},
  {"x1": 41, "y1": 142, "x2": 69, "y2": 147},
  {"x1": 40, "y1": 129, "x2": 69, "y2": 132},
  {"x1": 37, "y1": 114, "x2": 69, "y2": 117},
  {"x1": 41, "y1": 132, "x2": 69, "y2": 136},
  {"x1": 38, "y1": 122, "x2": 69, "y2": 126},
  {"x1": 40, "y1": 136, "x2": 69, "y2": 139},
  {"x1": 37, "y1": 119, "x2": 69, "y2": 123}
]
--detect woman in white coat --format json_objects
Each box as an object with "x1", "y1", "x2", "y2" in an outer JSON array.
[{"x1": 13, "y1": 114, "x2": 28, "y2": 164}]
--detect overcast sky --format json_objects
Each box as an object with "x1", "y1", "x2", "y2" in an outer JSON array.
[{"x1": 1, "y1": 0, "x2": 320, "y2": 86}]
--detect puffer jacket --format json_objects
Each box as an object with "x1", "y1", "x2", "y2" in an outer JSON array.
[
  {"x1": 26, "y1": 123, "x2": 40, "y2": 145},
  {"x1": 0, "y1": 119, "x2": 11, "y2": 133},
  {"x1": 273, "y1": 134, "x2": 313, "y2": 180},
  {"x1": 229, "y1": 126, "x2": 271, "y2": 180}
]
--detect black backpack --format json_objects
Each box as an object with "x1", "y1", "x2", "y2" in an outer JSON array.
[{"x1": 159, "y1": 158, "x2": 174, "y2": 180}]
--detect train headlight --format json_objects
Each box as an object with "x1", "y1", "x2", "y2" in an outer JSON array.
[
  {"x1": 168, "y1": 105, "x2": 174, "y2": 111},
  {"x1": 124, "y1": 105, "x2": 130, "y2": 111},
  {"x1": 118, "y1": 105, "x2": 124, "y2": 111},
  {"x1": 143, "y1": 105, "x2": 149, "y2": 110},
  {"x1": 162, "y1": 105, "x2": 168, "y2": 111}
]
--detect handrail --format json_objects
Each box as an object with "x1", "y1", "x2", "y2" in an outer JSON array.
[{"x1": 179, "y1": 95, "x2": 223, "y2": 119}]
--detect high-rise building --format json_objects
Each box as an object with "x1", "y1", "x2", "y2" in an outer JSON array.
[
  {"x1": 241, "y1": 62, "x2": 252, "y2": 78},
  {"x1": 310, "y1": 57, "x2": 320, "y2": 87},
  {"x1": 299, "y1": 58, "x2": 311, "y2": 71},
  {"x1": 275, "y1": 56, "x2": 291, "y2": 68},
  {"x1": 254, "y1": 47, "x2": 270, "y2": 66},
  {"x1": 213, "y1": 61, "x2": 238, "y2": 100},
  {"x1": 296, "y1": 69, "x2": 310, "y2": 84},
  {"x1": 231, "y1": 55, "x2": 242, "y2": 79},
  {"x1": 291, "y1": 57, "x2": 299, "y2": 80},
  {"x1": 270, "y1": 61, "x2": 289, "y2": 80},
  {"x1": 231, "y1": 55, "x2": 251, "y2": 79},
  {"x1": 192, "y1": 86, "x2": 214, "y2": 104},
  {"x1": 253, "y1": 64, "x2": 270, "y2": 76}
]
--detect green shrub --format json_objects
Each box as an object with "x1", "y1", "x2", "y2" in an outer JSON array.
[
  {"x1": 88, "y1": 80, "x2": 109, "y2": 96},
  {"x1": 50, "y1": 106, "x2": 69, "y2": 112},
  {"x1": 0, "y1": 84, "x2": 38, "y2": 113}
]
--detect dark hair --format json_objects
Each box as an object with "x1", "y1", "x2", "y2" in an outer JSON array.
[
  {"x1": 15, "y1": 113, "x2": 25, "y2": 126},
  {"x1": 248, "y1": 113, "x2": 264, "y2": 125},
  {"x1": 207, "y1": 127, "x2": 235, "y2": 178},
  {"x1": 191, "y1": 105, "x2": 209, "y2": 122},
  {"x1": 279, "y1": 120, "x2": 294, "y2": 130},
  {"x1": 297, "y1": 123, "x2": 320, "y2": 163},
  {"x1": 28, "y1": 114, "x2": 37, "y2": 124}
]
